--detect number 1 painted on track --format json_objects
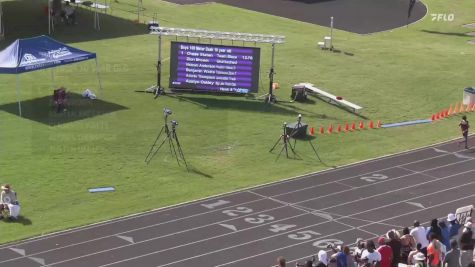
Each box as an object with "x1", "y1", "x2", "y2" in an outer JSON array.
[{"x1": 201, "y1": 199, "x2": 231, "y2": 209}]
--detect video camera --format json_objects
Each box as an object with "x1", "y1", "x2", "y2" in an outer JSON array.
[{"x1": 163, "y1": 108, "x2": 172, "y2": 116}]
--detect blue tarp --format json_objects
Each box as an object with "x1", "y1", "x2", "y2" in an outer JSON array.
[{"x1": 0, "y1": 35, "x2": 96, "y2": 74}]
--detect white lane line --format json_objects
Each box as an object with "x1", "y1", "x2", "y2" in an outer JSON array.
[
  {"x1": 406, "y1": 202, "x2": 426, "y2": 209},
  {"x1": 334, "y1": 181, "x2": 357, "y2": 188},
  {"x1": 0, "y1": 201, "x2": 290, "y2": 265},
  {"x1": 162, "y1": 228, "x2": 358, "y2": 267},
  {"x1": 0, "y1": 144, "x2": 463, "y2": 255},
  {"x1": 2, "y1": 154, "x2": 463, "y2": 263},
  {"x1": 28, "y1": 256, "x2": 45, "y2": 266},
  {"x1": 255, "y1": 136, "x2": 475, "y2": 191},
  {"x1": 51, "y1": 213, "x2": 312, "y2": 267},
  {"x1": 9, "y1": 248, "x2": 26, "y2": 256},
  {"x1": 269, "y1": 150, "x2": 468, "y2": 199},
  {"x1": 5, "y1": 159, "x2": 472, "y2": 266},
  {"x1": 99, "y1": 182, "x2": 475, "y2": 267},
  {"x1": 116, "y1": 235, "x2": 134, "y2": 244},
  {"x1": 433, "y1": 148, "x2": 449, "y2": 153},
  {"x1": 0, "y1": 139, "x2": 470, "y2": 251},
  {"x1": 0, "y1": 192, "x2": 264, "y2": 250},
  {"x1": 322, "y1": 179, "x2": 475, "y2": 219},
  {"x1": 295, "y1": 159, "x2": 474, "y2": 209},
  {"x1": 213, "y1": 193, "x2": 475, "y2": 267},
  {"x1": 219, "y1": 224, "x2": 238, "y2": 232},
  {"x1": 282, "y1": 216, "x2": 445, "y2": 267},
  {"x1": 248, "y1": 191, "x2": 405, "y2": 229}
]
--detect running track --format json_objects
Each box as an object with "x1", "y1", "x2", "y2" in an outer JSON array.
[{"x1": 1, "y1": 138, "x2": 474, "y2": 267}]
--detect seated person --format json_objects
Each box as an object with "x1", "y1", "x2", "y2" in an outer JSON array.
[
  {"x1": 53, "y1": 87, "x2": 68, "y2": 112},
  {"x1": 0, "y1": 184, "x2": 20, "y2": 220},
  {"x1": 62, "y1": 2, "x2": 76, "y2": 24}
]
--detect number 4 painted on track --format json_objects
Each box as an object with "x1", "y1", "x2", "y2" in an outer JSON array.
[{"x1": 269, "y1": 224, "x2": 297, "y2": 233}]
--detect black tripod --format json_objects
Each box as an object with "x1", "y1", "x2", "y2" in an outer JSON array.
[
  {"x1": 290, "y1": 115, "x2": 322, "y2": 162},
  {"x1": 269, "y1": 122, "x2": 297, "y2": 160},
  {"x1": 145, "y1": 110, "x2": 188, "y2": 170},
  {"x1": 154, "y1": 61, "x2": 165, "y2": 99}
]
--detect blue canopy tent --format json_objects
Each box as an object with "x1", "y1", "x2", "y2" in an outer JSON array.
[{"x1": 0, "y1": 35, "x2": 102, "y2": 116}]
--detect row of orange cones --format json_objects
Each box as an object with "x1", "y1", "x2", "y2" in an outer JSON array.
[
  {"x1": 309, "y1": 120, "x2": 381, "y2": 135},
  {"x1": 432, "y1": 102, "x2": 475, "y2": 121}
]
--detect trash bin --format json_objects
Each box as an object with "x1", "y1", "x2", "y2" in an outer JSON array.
[{"x1": 463, "y1": 87, "x2": 475, "y2": 105}]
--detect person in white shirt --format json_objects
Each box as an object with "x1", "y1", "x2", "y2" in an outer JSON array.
[
  {"x1": 360, "y1": 240, "x2": 381, "y2": 267},
  {"x1": 410, "y1": 220, "x2": 429, "y2": 255},
  {"x1": 0, "y1": 184, "x2": 20, "y2": 220}
]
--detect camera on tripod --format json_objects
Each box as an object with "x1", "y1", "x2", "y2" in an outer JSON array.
[{"x1": 171, "y1": 120, "x2": 178, "y2": 127}]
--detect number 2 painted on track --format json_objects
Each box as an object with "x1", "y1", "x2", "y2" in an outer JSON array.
[
  {"x1": 222, "y1": 207, "x2": 253, "y2": 217},
  {"x1": 360, "y1": 173, "x2": 388, "y2": 182}
]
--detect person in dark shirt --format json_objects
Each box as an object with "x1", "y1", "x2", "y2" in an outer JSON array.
[
  {"x1": 447, "y1": 213, "x2": 461, "y2": 239},
  {"x1": 443, "y1": 239, "x2": 461, "y2": 267},
  {"x1": 459, "y1": 222, "x2": 473, "y2": 267},
  {"x1": 426, "y1": 219, "x2": 443, "y2": 241},
  {"x1": 459, "y1": 115, "x2": 470, "y2": 149},
  {"x1": 387, "y1": 231, "x2": 402, "y2": 267}
]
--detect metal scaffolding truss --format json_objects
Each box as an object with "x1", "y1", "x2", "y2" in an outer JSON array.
[{"x1": 150, "y1": 26, "x2": 285, "y2": 44}]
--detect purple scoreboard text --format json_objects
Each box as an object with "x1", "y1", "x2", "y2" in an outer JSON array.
[{"x1": 169, "y1": 42, "x2": 261, "y2": 94}]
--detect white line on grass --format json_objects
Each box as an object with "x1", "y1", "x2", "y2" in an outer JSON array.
[
  {"x1": 2, "y1": 153, "x2": 472, "y2": 265},
  {"x1": 93, "y1": 181, "x2": 475, "y2": 267},
  {"x1": 0, "y1": 138, "x2": 468, "y2": 251}
]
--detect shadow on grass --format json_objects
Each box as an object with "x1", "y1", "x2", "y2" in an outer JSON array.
[
  {"x1": 2, "y1": 216, "x2": 32, "y2": 225},
  {"x1": 0, "y1": 92, "x2": 128, "y2": 126},
  {"x1": 188, "y1": 166, "x2": 214, "y2": 178},
  {"x1": 172, "y1": 95, "x2": 303, "y2": 116},
  {"x1": 421, "y1": 30, "x2": 470, "y2": 38},
  {"x1": 0, "y1": 0, "x2": 148, "y2": 47}
]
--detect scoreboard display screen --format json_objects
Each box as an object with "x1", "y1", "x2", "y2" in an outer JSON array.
[{"x1": 169, "y1": 42, "x2": 261, "y2": 94}]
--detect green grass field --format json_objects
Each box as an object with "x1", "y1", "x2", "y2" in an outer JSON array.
[{"x1": 0, "y1": 0, "x2": 474, "y2": 244}]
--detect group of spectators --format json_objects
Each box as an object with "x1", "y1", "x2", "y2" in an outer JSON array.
[{"x1": 276, "y1": 213, "x2": 475, "y2": 267}]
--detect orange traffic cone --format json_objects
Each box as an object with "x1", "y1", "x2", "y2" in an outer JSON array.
[
  {"x1": 369, "y1": 121, "x2": 374, "y2": 129},
  {"x1": 466, "y1": 104, "x2": 471, "y2": 112},
  {"x1": 328, "y1": 124, "x2": 333, "y2": 134},
  {"x1": 448, "y1": 104, "x2": 453, "y2": 116},
  {"x1": 337, "y1": 124, "x2": 342, "y2": 133},
  {"x1": 351, "y1": 122, "x2": 356, "y2": 131},
  {"x1": 310, "y1": 127, "x2": 315, "y2": 135},
  {"x1": 431, "y1": 114, "x2": 436, "y2": 121},
  {"x1": 444, "y1": 109, "x2": 449, "y2": 117},
  {"x1": 376, "y1": 120, "x2": 381, "y2": 128},
  {"x1": 460, "y1": 102, "x2": 465, "y2": 113},
  {"x1": 472, "y1": 103, "x2": 475, "y2": 112},
  {"x1": 435, "y1": 112, "x2": 440, "y2": 120},
  {"x1": 359, "y1": 121, "x2": 364, "y2": 129},
  {"x1": 320, "y1": 127, "x2": 325, "y2": 135},
  {"x1": 454, "y1": 102, "x2": 459, "y2": 114},
  {"x1": 345, "y1": 123, "x2": 349, "y2": 132},
  {"x1": 440, "y1": 111, "x2": 445, "y2": 119}
]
